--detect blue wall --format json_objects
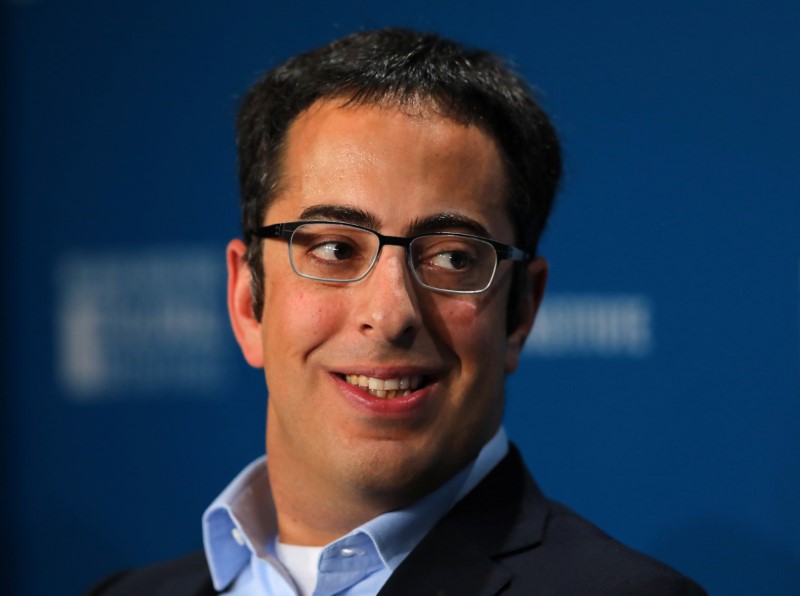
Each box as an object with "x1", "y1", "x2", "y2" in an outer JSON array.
[{"x1": 3, "y1": 1, "x2": 798, "y2": 594}]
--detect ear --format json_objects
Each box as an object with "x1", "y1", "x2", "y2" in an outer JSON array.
[
  {"x1": 227, "y1": 239, "x2": 265, "y2": 368},
  {"x1": 505, "y1": 257, "x2": 548, "y2": 373}
]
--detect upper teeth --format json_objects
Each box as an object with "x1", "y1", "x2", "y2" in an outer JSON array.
[{"x1": 344, "y1": 374, "x2": 421, "y2": 398}]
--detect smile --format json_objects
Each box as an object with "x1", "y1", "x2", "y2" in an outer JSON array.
[{"x1": 344, "y1": 374, "x2": 422, "y2": 399}]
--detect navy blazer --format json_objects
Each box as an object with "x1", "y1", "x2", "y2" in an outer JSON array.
[{"x1": 88, "y1": 446, "x2": 705, "y2": 595}]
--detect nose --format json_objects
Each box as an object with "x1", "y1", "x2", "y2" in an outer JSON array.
[{"x1": 355, "y1": 246, "x2": 421, "y2": 344}]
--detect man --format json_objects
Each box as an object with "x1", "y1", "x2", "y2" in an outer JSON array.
[{"x1": 90, "y1": 29, "x2": 705, "y2": 595}]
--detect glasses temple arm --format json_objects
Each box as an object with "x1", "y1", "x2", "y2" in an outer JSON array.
[{"x1": 497, "y1": 245, "x2": 531, "y2": 262}]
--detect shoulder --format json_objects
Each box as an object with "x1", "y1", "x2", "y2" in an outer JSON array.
[
  {"x1": 85, "y1": 551, "x2": 215, "y2": 596},
  {"x1": 504, "y1": 498, "x2": 707, "y2": 595},
  {"x1": 386, "y1": 445, "x2": 706, "y2": 595}
]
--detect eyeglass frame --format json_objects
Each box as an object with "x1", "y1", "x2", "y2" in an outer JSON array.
[{"x1": 252, "y1": 220, "x2": 532, "y2": 294}]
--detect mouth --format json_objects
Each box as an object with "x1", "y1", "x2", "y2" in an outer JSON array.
[{"x1": 342, "y1": 374, "x2": 424, "y2": 399}]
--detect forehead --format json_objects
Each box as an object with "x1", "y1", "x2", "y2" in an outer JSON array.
[{"x1": 269, "y1": 99, "x2": 511, "y2": 235}]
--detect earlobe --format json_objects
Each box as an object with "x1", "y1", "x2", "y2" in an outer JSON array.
[
  {"x1": 505, "y1": 258, "x2": 548, "y2": 373},
  {"x1": 227, "y1": 239, "x2": 265, "y2": 368}
]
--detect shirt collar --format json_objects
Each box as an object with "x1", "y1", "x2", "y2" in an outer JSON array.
[
  {"x1": 202, "y1": 427, "x2": 508, "y2": 591},
  {"x1": 202, "y1": 457, "x2": 276, "y2": 590}
]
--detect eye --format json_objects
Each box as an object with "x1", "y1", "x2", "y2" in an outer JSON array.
[
  {"x1": 429, "y1": 250, "x2": 478, "y2": 271},
  {"x1": 415, "y1": 237, "x2": 482, "y2": 273},
  {"x1": 309, "y1": 240, "x2": 355, "y2": 261}
]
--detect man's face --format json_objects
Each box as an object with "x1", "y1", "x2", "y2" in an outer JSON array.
[{"x1": 229, "y1": 99, "x2": 544, "y2": 511}]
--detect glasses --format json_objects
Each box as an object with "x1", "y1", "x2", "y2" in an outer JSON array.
[{"x1": 253, "y1": 221, "x2": 530, "y2": 294}]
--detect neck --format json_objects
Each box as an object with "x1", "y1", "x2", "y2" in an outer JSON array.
[
  {"x1": 263, "y1": 406, "x2": 498, "y2": 546},
  {"x1": 266, "y1": 438, "x2": 391, "y2": 546}
]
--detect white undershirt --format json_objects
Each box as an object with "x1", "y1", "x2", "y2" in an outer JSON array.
[{"x1": 274, "y1": 540, "x2": 324, "y2": 596}]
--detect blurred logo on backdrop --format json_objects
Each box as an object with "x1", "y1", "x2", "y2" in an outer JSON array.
[
  {"x1": 524, "y1": 294, "x2": 653, "y2": 357},
  {"x1": 55, "y1": 247, "x2": 228, "y2": 401},
  {"x1": 55, "y1": 249, "x2": 654, "y2": 401}
]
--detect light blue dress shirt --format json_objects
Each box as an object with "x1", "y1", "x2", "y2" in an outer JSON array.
[{"x1": 202, "y1": 427, "x2": 509, "y2": 595}]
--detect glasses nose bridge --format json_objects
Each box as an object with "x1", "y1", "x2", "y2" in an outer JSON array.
[{"x1": 371, "y1": 232, "x2": 414, "y2": 272}]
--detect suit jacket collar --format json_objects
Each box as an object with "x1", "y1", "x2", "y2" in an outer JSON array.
[
  {"x1": 179, "y1": 444, "x2": 543, "y2": 596},
  {"x1": 378, "y1": 444, "x2": 548, "y2": 596}
]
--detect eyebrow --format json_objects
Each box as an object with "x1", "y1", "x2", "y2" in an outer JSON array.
[
  {"x1": 408, "y1": 213, "x2": 491, "y2": 238},
  {"x1": 298, "y1": 204, "x2": 382, "y2": 230},
  {"x1": 297, "y1": 204, "x2": 491, "y2": 239}
]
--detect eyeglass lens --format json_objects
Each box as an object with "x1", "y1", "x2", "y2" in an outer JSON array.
[{"x1": 288, "y1": 223, "x2": 498, "y2": 292}]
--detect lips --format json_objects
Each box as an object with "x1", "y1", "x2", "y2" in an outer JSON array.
[{"x1": 344, "y1": 374, "x2": 422, "y2": 399}]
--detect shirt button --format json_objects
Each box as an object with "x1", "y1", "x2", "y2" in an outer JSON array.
[
  {"x1": 340, "y1": 547, "x2": 361, "y2": 557},
  {"x1": 231, "y1": 527, "x2": 246, "y2": 546}
]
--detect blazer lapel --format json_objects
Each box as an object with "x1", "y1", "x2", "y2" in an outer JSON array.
[
  {"x1": 379, "y1": 445, "x2": 549, "y2": 596},
  {"x1": 379, "y1": 542, "x2": 512, "y2": 596}
]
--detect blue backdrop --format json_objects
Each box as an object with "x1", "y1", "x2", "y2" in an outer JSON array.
[{"x1": 3, "y1": 1, "x2": 798, "y2": 594}]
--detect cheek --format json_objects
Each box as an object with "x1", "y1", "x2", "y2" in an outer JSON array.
[
  {"x1": 436, "y1": 299, "x2": 478, "y2": 329},
  {"x1": 434, "y1": 297, "x2": 507, "y2": 357},
  {"x1": 262, "y1": 281, "x2": 345, "y2": 355}
]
